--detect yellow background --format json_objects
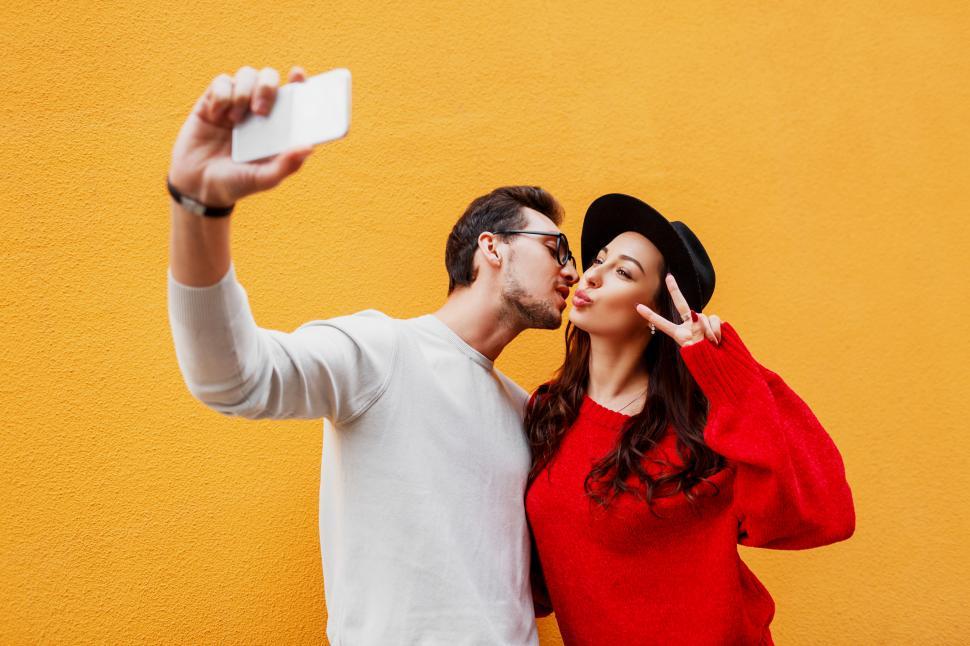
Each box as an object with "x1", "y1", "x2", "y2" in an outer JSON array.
[{"x1": 2, "y1": 1, "x2": 968, "y2": 643}]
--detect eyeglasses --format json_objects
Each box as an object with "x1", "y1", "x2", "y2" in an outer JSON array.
[{"x1": 492, "y1": 230, "x2": 576, "y2": 268}]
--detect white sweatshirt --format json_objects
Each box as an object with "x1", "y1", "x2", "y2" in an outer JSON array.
[{"x1": 167, "y1": 261, "x2": 538, "y2": 646}]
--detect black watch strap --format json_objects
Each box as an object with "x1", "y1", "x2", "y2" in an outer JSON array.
[{"x1": 166, "y1": 176, "x2": 235, "y2": 217}]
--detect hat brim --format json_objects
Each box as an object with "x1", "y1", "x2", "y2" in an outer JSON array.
[{"x1": 580, "y1": 193, "x2": 702, "y2": 307}]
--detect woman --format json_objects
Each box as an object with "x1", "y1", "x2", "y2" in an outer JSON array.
[{"x1": 524, "y1": 193, "x2": 855, "y2": 646}]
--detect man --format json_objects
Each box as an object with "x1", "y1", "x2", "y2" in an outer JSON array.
[{"x1": 167, "y1": 64, "x2": 579, "y2": 645}]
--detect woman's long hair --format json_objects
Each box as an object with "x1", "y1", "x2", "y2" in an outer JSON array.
[{"x1": 524, "y1": 259, "x2": 727, "y2": 517}]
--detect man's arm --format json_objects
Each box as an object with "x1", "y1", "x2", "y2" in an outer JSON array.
[
  {"x1": 169, "y1": 200, "x2": 232, "y2": 286},
  {"x1": 166, "y1": 65, "x2": 397, "y2": 422},
  {"x1": 167, "y1": 64, "x2": 314, "y2": 288},
  {"x1": 168, "y1": 261, "x2": 396, "y2": 421}
]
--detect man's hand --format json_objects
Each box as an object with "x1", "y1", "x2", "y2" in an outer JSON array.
[{"x1": 168, "y1": 65, "x2": 316, "y2": 209}]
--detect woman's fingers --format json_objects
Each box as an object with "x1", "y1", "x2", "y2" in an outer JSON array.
[
  {"x1": 697, "y1": 313, "x2": 719, "y2": 345},
  {"x1": 708, "y1": 314, "x2": 722, "y2": 344},
  {"x1": 288, "y1": 66, "x2": 307, "y2": 83},
  {"x1": 665, "y1": 274, "x2": 693, "y2": 323}
]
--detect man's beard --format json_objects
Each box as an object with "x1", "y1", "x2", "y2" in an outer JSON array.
[{"x1": 500, "y1": 270, "x2": 561, "y2": 330}]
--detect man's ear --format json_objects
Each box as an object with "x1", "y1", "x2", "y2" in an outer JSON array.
[{"x1": 477, "y1": 232, "x2": 503, "y2": 269}]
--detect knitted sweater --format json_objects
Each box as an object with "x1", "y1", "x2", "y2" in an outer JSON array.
[{"x1": 524, "y1": 321, "x2": 855, "y2": 645}]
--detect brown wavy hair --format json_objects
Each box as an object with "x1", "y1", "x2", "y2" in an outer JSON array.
[{"x1": 524, "y1": 258, "x2": 727, "y2": 517}]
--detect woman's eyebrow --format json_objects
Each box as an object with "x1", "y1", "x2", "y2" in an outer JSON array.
[
  {"x1": 599, "y1": 247, "x2": 645, "y2": 273},
  {"x1": 618, "y1": 255, "x2": 645, "y2": 273}
]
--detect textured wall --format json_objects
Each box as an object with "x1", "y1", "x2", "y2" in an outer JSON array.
[{"x1": 2, "y1": 1, "x2": 968, "y2": 644}]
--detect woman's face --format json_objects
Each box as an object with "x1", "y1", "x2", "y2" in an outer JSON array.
[{"x1": 569, "y1": 231, "x2": 663, "y2": 337}]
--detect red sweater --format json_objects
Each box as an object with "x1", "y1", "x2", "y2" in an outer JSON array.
[{"x1": 525, "y1": 321, "x2": 855, "y2": 646}]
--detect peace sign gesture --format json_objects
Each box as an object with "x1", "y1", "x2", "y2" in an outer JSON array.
[{"x1": 636, "y1": 273, "x2": 722, "y2": 347}]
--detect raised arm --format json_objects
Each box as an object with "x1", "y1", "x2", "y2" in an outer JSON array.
[
  {"x1": 678, "y1": 321, "x2": 856, "y2": 550},
  {"x1": 166, "y1": 65, "x2": 394, "y2": 422},
  {"x1": 168, "y1": 64, "x2": 315, "y2": 288}
]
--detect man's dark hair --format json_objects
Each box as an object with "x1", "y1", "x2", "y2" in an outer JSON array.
[{"x1": 445, "y1": 186, "x2": 564, "y2": 294}]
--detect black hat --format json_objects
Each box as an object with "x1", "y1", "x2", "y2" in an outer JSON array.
[{"x1": 580, "y1": 193, "x2": 716, "y2": 311}]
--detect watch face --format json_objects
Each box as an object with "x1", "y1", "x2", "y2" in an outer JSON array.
[{"x1": 183, "y1": 196, "x2": 206, "y2": 216}]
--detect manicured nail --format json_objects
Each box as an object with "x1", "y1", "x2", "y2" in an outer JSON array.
[{"x1": 690, "y1": 310, "x2": 698, "y2": 322}]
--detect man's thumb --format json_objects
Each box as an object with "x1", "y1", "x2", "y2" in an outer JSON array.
[{"x1": 249, "y1": 146, "x2": 314, "y2": 192}]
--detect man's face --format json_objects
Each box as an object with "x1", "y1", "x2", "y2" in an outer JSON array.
[{"x1": 498, "y1": 207, "x2": 579, "y2": 330}]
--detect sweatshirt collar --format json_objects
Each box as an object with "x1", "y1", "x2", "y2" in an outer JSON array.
[{"x1": 417, "y1": 314, "x2": 495, "y2": 370}]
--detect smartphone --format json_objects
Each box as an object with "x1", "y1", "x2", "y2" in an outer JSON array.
[{"x1": 231, "y1": 67, "x2": 351, "y2": 163}]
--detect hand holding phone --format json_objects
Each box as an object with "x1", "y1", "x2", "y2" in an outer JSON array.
[
  {"x1": 168, "y1": 65, "x2": 347, "y2": 210},
  {"x1": 232, "y1": 68, "x2": 351, "y2": 163}
]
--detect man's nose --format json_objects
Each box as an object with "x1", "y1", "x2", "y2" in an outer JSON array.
[{"x1": 562, "y1": 262, "x2": 580, "y2": 285}]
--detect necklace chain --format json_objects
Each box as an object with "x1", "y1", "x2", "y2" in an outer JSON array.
[{"x1": 614, "y1": 385, "x2": 650, "y2": 413}]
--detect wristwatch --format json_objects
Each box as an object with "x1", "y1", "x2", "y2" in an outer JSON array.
[{"x1": 166, "y1": 176, "x2": 235, "y2": 217}]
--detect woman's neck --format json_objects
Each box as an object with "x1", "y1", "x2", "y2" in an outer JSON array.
[{"x1": 585, "y1": 332, "x2": 651, "y2": 408}]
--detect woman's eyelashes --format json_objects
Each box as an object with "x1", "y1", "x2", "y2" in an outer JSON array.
[{"x1": 592, "y1": 257, "x2": 632, "y2": 280}]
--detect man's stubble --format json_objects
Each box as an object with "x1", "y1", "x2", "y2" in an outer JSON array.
[{"x1": 498, "y1": 248, "x2": 562, "y2": 331}]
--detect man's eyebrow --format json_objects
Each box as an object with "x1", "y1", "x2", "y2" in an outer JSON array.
[{"x1": 598, "y1": 247, "x2": 645, "y2": 273}]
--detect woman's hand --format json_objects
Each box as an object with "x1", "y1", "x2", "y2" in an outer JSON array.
[{"x1": 635, "y1": 273, "x2": 722, "y2": 347}]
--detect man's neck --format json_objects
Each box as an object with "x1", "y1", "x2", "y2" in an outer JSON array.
[{"x1": 431, "y1": 288, "x2": 522, "y2": 363}]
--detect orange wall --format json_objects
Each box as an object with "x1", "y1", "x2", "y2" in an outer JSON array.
[{"x1": 2, "y1": 1, "x2": 968, "y2": 643}]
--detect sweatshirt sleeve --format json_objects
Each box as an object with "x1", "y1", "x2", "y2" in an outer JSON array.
[
  {"x1": 167, "y1": 261, "x2": 397, "y2": 423},
  {"x1": 677, "y1": 321, "x2": 855, "y2": 550},
  {"x1": 525, "y1": 386, "x2": 554, "y2": 618}
]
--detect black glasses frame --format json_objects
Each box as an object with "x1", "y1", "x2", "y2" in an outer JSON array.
[{"x1": 492, "y1": 230, "x2": 576, "y2": 268}]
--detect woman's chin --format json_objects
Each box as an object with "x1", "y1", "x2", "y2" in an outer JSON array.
[{"x1": 567, "y1": 307, "x2": 591, "y2": 332}]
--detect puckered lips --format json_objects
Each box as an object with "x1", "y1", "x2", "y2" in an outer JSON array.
[{"x1": 572, "y1": 288, "x2": 593, "y2": 308}]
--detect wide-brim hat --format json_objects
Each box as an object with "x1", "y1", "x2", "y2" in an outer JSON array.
[{"x1": 580, "y1": 193, "x2": 716, "y2": 311}]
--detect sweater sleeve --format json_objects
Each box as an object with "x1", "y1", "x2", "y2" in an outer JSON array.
[
  {"x1": 678, "y1": 321, "x2": 855, "y2": 550},
  {"x1": 167, "y1": 261, "x2": 397, "y2": 423}
]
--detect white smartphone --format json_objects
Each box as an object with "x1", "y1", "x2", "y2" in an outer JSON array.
[{"x1": 231, "y1": 67, "x2": 351, "y2": 163}]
